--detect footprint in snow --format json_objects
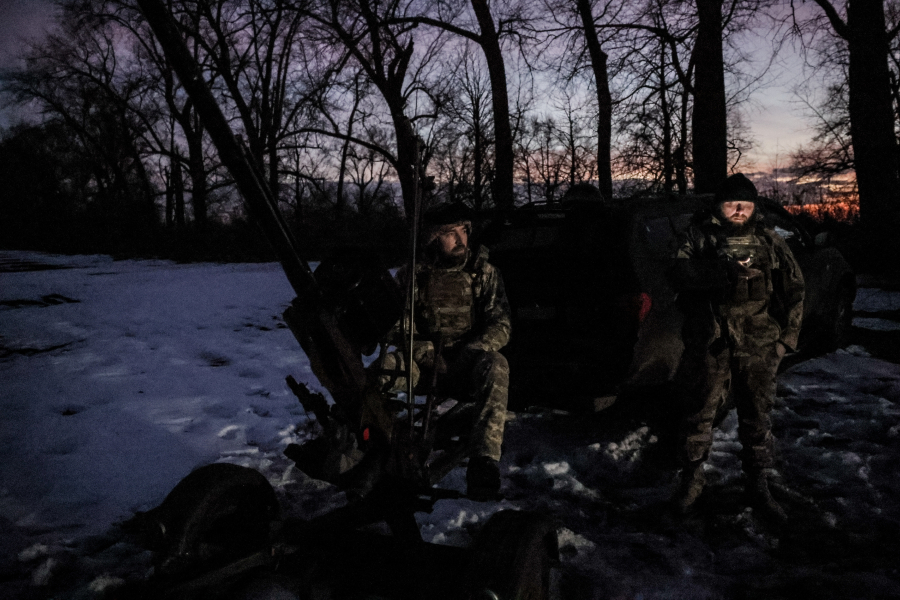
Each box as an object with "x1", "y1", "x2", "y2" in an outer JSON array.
[{"x1": 218, "y1": 425, "x2": 242, "y2": 440}]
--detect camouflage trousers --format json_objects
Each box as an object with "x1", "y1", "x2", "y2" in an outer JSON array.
[
  {"x1": 370, "y1": 344, "x2": 509, "y2": 461},
  {"x1": 675, "y1": 341, "x2": 782, "y2": 473}
]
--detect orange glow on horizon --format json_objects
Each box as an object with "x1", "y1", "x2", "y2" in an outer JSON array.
[{"x1": 784, "y1": 197, "x2": 858, "y2": 223}]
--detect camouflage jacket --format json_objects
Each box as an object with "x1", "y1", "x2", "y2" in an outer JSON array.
[
  {"x1": 671, "y1": 211, "x2": 805, "y2": 353},
  {"x1": 392, "y1": 245, "x2": 511, "y2": 354}
]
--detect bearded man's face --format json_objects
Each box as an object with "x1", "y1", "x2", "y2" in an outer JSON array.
[
  {"x1": 720, "y1": 200, "x2": 755, "y2": 226},
  {"x1": 436, "y1": 224, "x2": 468, "y2": 259}
]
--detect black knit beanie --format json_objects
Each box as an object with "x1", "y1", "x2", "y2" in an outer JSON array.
[
  {"x1": 422, "y1": 202, "x2": 473, "y2": 245},
  {"x1": 714, "y1": 173, "x2": 758, "y2": 204}
]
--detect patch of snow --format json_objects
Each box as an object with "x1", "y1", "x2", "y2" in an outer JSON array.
[
  {"x1": 840, "y1": 344, "x2": 872, "y2": 356},
  {"x1": 17, "y1": 544, "x2": 48, "y2": 562},
  {"x1": 853, "y1": 317, "x2": 900, "y2": 331},
  {"x1": 604, "y1": 426, "x2": 658, "y2": 463},
  {"x1": 854, "y1": 287, "x2": 900, "y2": 312},
  {"x1": 30, "y1": 558, "x2": 58, "y2": 586},
  {"x1": 2, "y1": 252, "x2": 899, "y2": 599},
  {"x1": 88, "y1": 575, "x2": 125, "y2": 593}
]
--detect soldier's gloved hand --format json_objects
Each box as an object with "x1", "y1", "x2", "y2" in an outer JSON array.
[
  {"x1": 464, "y1": 341, "x2": 487, "y2": 354},
  {"x1": 434, "y1": 353, "x2": 448, "y2": 376},
  {"x1": 724, "y1": 258, "x2": 749, "y2": 282},
  {"x1": 775, "y1": 341, "x2": 787, "y2": 360},
  {"x1": 742, "y1": 265, "x2": 763, "y2": 280}
]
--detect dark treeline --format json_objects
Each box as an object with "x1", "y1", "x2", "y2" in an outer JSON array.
[{"x1": 1, "y1": 0, "x2": 899, "y2": 268}]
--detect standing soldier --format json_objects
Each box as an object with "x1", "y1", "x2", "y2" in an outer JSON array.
[
  {"x1": 372, "y1": 203, "x2": 512, "y2": 500},
  {"x1": 670, "y1": 174, "x2": 805, "y2": 522}
]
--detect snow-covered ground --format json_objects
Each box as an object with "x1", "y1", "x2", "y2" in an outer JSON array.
[{"x1": 1, "y1": 250, "x2": 899, "y2": 599}]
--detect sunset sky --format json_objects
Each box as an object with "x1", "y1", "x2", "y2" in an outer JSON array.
[{"x1": 0, "y1": 0, "x2": 811, "y2": 171}]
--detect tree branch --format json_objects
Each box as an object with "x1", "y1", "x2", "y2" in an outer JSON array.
[
  {"x1": 811, "y1": 0, "x2": 849, "y2": 40},
  {"x1": 290, "y1": 127, "x2": 399, "y2": 169}
]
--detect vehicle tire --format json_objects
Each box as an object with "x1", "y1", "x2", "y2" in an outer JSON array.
[
  {"x1": 462, "y1": 510, "x2": 559, "y2": 600},
  {"x1": 821, "y1": 281, "x2": 854, "y2": 352},
  {"x1": 148, "y1": 463, "x2": 279, "y2": 577}
]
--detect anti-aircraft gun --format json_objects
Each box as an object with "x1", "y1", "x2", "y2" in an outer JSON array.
[{"x1": 127, "y1": 1, "x2": 557, "y2": 598}]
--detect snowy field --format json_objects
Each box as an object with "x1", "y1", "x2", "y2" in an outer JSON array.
[{"x1": 1, "y1": 250, "x2": 899, "y2": 599}]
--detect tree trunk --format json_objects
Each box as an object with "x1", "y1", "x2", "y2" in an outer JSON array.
[
  {"x1": 676, "y1": 86, "x2": 690, "y2": 195},
  {"x1": 576, "y1": 0, "x2": 613, "y2": 200},
  {"x1": 471, "y1": 0, "x2": 515, "y2": 208},
  {"x1": 165, "y1": 167, "x2": 174, "y2": 228},
  {"x1": 337, "y1": 79, "x2": 362, "y2": 217},
  {"x1": 173, "y1": 159, "x2": 186, "y2": 228},
  {"x1": 691, "y1": 0, "x2": 727, "y2": 194},
  {"x1": 391, "y1": 108, "x2": 425, "y2": 221},
  {"x1": 845, "y1": 0, "x2": 900, "y2": 263},
  {"x1": 660, "y1": 40, "x2": 673, "y2": 194},
  {"x1": 186, "y1": 126, "x2": 208, "y2": 229},
  {"x1": 267, "y1": 141, "x2": 280, "y2": 212},
  {"x1": 126, "y1": 137, "x2": 159, "y2": 226},
  {"x1": 292, "y1": 168, "x2": 305, "y2": 229},
  {"x1": 473, "y1": 109, "x2": 485, "y2": 209}
]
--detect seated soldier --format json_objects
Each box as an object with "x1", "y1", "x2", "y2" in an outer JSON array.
[{"x1": 371, "y1": 203, "x2": 512, "y2": 500}]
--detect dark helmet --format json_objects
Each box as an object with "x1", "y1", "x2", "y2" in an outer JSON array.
[
  {"x1": 714, "y1": 173, "x2": 758, "y2": 205},
  {"x1": 421, "y1": 202, "x2": 473, "y2": 245},
  {"x1": 561, "y1": 182, "x2": 605, "y2": 205}
]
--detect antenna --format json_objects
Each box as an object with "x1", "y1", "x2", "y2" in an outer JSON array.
[{"x1": 406, "y1": 134, "x2": 422, "y2": 433}]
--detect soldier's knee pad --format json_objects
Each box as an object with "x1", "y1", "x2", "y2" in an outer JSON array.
[
  {"x1": 684, "y1": 440, "x2": 711, "y2": 463},
  {"x1": 482, "y1": 351, "x2": 509, "y2": 372}
]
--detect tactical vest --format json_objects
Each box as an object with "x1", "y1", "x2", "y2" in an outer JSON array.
[
  {"x1": 717, "y1": 233, "x2": 775, "y2": 305},
  {"x1": 414, "y1": 255, "x2": 484, "y2": 346}
]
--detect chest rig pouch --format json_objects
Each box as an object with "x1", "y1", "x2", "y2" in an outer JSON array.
[
  {"x1": 416, "y1": 267, "x2": 478, "y2": 345},
  {"x1": 720, "y1": 234, "x2": 774, "y2": 304}
]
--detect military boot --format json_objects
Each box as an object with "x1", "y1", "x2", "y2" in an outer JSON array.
[
  {"x1": 672, "y1": 462, "x2": 706, "y2": 515},
  {"x1": 746, "y1": 470, "x2": 788, "y2": 525},
  {"x1": 466, "y1": 456, "x2": 501, "y2": 501}
]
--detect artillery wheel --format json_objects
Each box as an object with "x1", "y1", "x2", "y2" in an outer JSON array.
[
  {"x1": 149, "y1": 463, "x2": 279, "y2": 578},
  {"x1": 463, "y1": 510, "x2": 559, "y2": 600}
]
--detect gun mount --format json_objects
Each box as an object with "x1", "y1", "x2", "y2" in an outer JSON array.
[{"x1": 130, "y1": 1, "x2": 558, "y2": 598}]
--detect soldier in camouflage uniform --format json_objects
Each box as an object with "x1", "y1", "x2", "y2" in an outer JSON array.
[
  {"x1": 372, "y1": 203, "x2": 512, "y2": 500},
  {"x1": 670, "y1": 174, "x2": 805, "y2": 522}
]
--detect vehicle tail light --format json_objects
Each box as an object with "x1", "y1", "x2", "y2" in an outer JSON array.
[{"x1": 620, "y1": 292, "x2": 652, "y2": 323}]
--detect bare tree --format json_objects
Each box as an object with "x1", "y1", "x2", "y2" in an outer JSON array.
[
  {"x1": 150, "y1": 17, "x2": 215, "y2": 228},
  {"x1": 537, "y1": 0, "x2": 617, "y2": 198},
  {"x1": 789, "y1": 73, "x2": 855, "y2": 180},
  {"x1": 794, "y1": 0, "x2": 900, "y2": 264},
  {"x1": 4, "y1": 4, "x2": 163, "y2": 243},
  {"x1": 515, "y1": 114, "x2": 572, "y2": 202},
  {"x1": 691, "y1": 0, "x2": 728, "y2": 193},
  {"x1": 427, "y1": 44, "x2": 496, "y2": 209},
  {"x1": 386, "y1": 0, "x2": 533, "y2": 208},
  {"x1": 575, "y1": 0, "x2": 614, "y2": 198},
  {"x1": 610, "y1": 0, "x2": 770, "y2": 194},
  {"x1": 169, "y1": 0, "x2": 319, "y2": 197},
  {"x1": 553, "y1": 88, "x2": 598, "y2": 186},
  {"x1": 587, "y1": 0, "x2": 697, "y2": 194},
  {"x1": 469, "y1": 0, "x2": 517, "y2": 208},
  {"x1": 22, "y1": 0, "x2": 230, "y2": 229},
  {"x1": 301, "y1": 0, "x2": 450, "y2": 220}
]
